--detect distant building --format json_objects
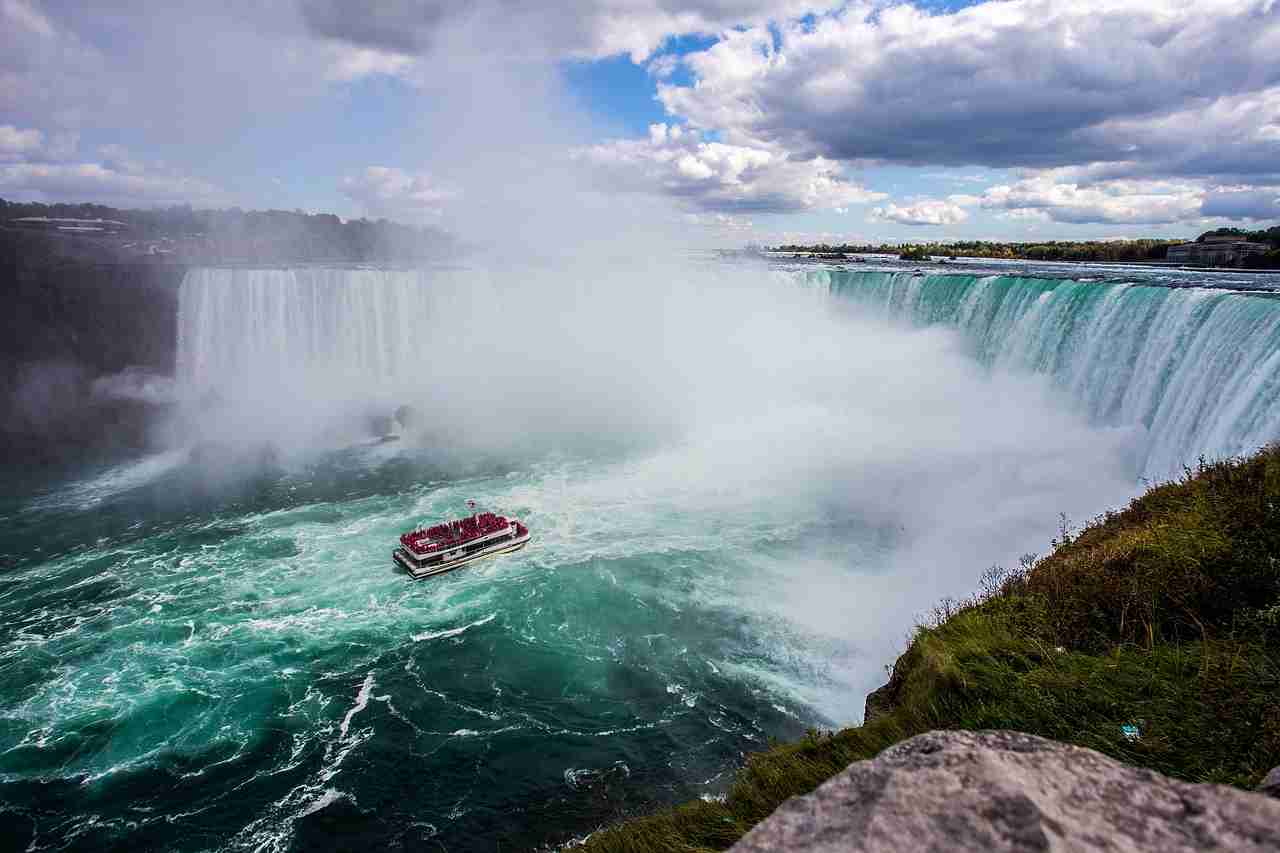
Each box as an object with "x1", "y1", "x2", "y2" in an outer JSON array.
[
  {"x1": 1167, "y1": 237, "x2": 1269, "y2": 267},
  {"x1": 9, "y1": 216, "x2": 130, "y2": 234}
]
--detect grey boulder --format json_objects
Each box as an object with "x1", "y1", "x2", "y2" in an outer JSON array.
[
  {"x1": 1259, "y1": 766, "x2": 1280, "y2": 799},
  {"x1": 730, "y1": 730, "x2": 1280, "y2": 852}
]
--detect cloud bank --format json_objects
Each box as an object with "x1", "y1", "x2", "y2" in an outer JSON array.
[
  {"x1": 2, "y1": 0, "x2": 1277, "y2": 233},
  {"x1": 578, "y1": 123, "x2": 884, "y2": 214}
]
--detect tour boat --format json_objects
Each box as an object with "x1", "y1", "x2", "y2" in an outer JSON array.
[{"x1": 393, "y1": 508, "x2": 530, "y2": 578}]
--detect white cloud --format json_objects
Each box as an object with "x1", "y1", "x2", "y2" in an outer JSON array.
[
  {"x1": 869, "y1": 199, "x2": 970, "y2": 226},
  {"x1": 978, "y1": 172, "x2": 1206, "y2": 224},
  {"x1": 0, "y1": 125, "x2": 81, "y2": 163},
  {"x1": 322, "y1": 45, "x2": 418, "y2": 82},
  {"x1": 0, "y1": 125, "x2": 42, "y2": 161},
  {"x1": 0, "y1": 161, "x2": 223, "y2": 206},
  {"x1": 577, "y1": 123, "x2": 886, "y2": 214},
  {"x1": 871, "y1": 171, "x2": 1280, "y2": 227},
  {"x1": 658, "y1": 0, "x2": 1280, "y2": 180},
  {"x1": 646, "y1": 53, "x2": 681, "y2": 80},
  {"x1": 340, "y1": 166, "x2": 458, "y2": 222},
  {"x1": 2, "y1": 0, "x2": 54, "y2": 38}
]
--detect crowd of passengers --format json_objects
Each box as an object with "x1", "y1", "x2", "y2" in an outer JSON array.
[{"x1": 401, "y1": 513, "x2": 508, "y2": 552}]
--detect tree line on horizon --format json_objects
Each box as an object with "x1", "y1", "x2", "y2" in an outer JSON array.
[
  {"x1": 775, "y1": 225, "x2": 1280, "y2": 268},
  {"x1": 0, "y1": 197, "x2": 456, "y2": 264}
]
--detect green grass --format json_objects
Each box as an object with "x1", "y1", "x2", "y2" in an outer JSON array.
[{"x1": 579, "y1": 448, "x2": 1280, "y2": 852}]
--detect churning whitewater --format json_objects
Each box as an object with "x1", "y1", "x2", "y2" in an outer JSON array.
[{"x1": 2, "y1": 261, "x2": 1278, "y2": 851}]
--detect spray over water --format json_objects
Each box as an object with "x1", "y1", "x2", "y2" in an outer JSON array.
[{"x1": 7, "y1": 20, "x2": 1280, "y2": 851}]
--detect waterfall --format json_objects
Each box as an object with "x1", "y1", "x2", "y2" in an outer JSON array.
[
  {"x1": 176, "y1": 267, "x2": 447, "y2": 393},
  {"x1": 807, "y1": 269, "x2": 1280, "y2": 477},
  {"x1": 176, "y1": 265, "x2": 1280, "y2": 479}
]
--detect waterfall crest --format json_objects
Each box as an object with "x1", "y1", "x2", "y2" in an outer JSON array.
[
  {"x1": 809, "y1": 269, "x2": 1280, "y2": 476},
  {"x1": 176, "y1": 266, "x2": 1280, "y2": 478}
]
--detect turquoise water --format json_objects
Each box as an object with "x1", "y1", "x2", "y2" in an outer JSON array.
[
  {"x1": 808, "y1": 268, "x2": 1280, "y2": 477},
  {"x1": 2, "y1": 262, "x2": 1278, "y2": 851},
  {"x1": 1, "y1": 448, "x2": 845, "y2": 851}
]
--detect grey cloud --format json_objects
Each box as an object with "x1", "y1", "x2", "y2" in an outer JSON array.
[
  {"x1": 0, "y1": 2, "x2": 337, "y2": 141},
  {"x1": 1201, "y1": 189, "x2": 1280, "y2": 221},
  {"x1": 660, "y1": 1, "x2": 1280, "y2": 178},
  {"x1": 299, "y1": 0, "x2": 458, "y2": 54},
  {"x1": 296, "y1": 0, "x2": 837, "y2": 61}
]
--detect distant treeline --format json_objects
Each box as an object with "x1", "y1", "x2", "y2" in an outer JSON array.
[
  {"x1": 0, "y1": 198, "x2": 455, "y2": 264},
  {"x1": 775, "y1": 226, "x2": 1280, "y2": 268}
]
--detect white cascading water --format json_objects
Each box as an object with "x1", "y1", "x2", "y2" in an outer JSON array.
[
  {"x1": 809, "y1": 269, "x2": 1280, "y2": 477},
  {"x1": 177, "y1": 266, "x2": 1280, "y2": 479},
  {"x1": 177, "y1": 267, "x2": 445, "y2": 393}
]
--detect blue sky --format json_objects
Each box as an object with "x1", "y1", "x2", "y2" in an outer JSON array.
[{"x1": 1, "y1": 0, "x2": 1278, "y2": 245}]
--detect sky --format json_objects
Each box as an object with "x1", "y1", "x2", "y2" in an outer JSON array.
[{"x1": 1, "y1": 0, "x2": 1278, "y2": 246}]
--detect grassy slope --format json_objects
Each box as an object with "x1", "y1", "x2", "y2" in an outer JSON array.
[{"x1": 580, "y1": 448, "x2": 1280, "y2": 852}]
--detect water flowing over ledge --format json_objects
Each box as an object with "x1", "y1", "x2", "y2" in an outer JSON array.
[
  {"x1": 177, "y1": 267, "x2": 441, "y2": 391},
  {"x1": 178, "y1": 266, "x2": 1280, "y2": 480},
  {"x1": 804, "y1": 269, "x2": 1280, "y2": 478}
]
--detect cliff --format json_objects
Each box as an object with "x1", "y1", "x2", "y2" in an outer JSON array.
[
  {"x1": 0, "y1": 227, "x2": 185, "y2": 467},
  {"x1": 578, "y1": 446, "x2": 1280, "y2": 852}
]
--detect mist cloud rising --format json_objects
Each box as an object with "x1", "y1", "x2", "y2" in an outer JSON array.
[
  {"x1": 172, "y1": 257, "x2": 1141, "y2": 725},
  {"x1": 11, "y1": 0, "x2": 1149, "y2": 728}
]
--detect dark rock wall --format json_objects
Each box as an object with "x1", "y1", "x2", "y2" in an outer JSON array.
[{"x1": 0, "y1": 228, "x2": 186, "y2": 467}]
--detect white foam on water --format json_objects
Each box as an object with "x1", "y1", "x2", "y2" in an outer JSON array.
[
  {"x1": 411, "y1": 613, "x2": 496, "y2": 643},
  {"x1": 338, "y1": 674, "x2": 374, "y2": 739},
  {"x1": 26, "y1": 450, "x2": 187, "y2": 512},
  {"x1": 299, "y1": 788, "x2": 351, "y2": 818}
]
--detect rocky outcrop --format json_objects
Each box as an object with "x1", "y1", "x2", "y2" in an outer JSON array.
[
  {"x1": 862, "y1": 675, "x2": 902, "y2": 724},
  {"x1": 862, "y1": 653, "x2": 911, "y2": 724},
  {"x1": 730, "y1": 730, "x2": 1280, "y2": 852},
  {"x1": 0, "y1": 227, "x2": 184, "y2": 465},
  {"x1": 1259, "y1": 766, "x2": 1280, "y2": 799}
]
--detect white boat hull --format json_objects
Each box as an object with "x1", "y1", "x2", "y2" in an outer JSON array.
[{"x1": 393, "y1": 528, "x2": 530, "y2": 579}]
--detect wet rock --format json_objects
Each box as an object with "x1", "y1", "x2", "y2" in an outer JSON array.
[
  {"x1": 862, "y1": 660, "x2": 906, "y2": 724},
  {"x1": 861, "y1": 682, "x2": 896, "y2": 725},
  {"x1": 730, "y1": 730, "x2": 1280, "y2": 853},
  {"x1": 1259, "y1": 766, "x2": 1280, "y2": 799},
  {"x1": 394, "y1": 404, "x2": 421, "y2": 431}
]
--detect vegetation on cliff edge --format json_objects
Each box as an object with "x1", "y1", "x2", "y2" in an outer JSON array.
[{"x1": 578, "y1": 446, "x2": 1280, "y2": 852}]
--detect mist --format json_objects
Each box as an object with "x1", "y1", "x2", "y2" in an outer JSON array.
[
  {"x1": 159, "y1": 46, "x2": 1147, "y2": 726},
  {"x1": 169, "y1": 252, "x2": 1142, "y2": 722},
  {"x1": 6, "y1": 5, "x2": 1277, "y2": 850}
]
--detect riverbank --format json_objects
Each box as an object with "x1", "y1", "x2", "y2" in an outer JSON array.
[{"x1": 578, "y1": 446, "x2": 1280, "y2": 851}]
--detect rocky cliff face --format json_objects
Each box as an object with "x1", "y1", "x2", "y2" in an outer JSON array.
[
  {"x1": 730, "y1": 730, "x2": 1280, "y2": 852},
  {"x1": 0, "y1": 228, "x2": 185, "y2": 467}
]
